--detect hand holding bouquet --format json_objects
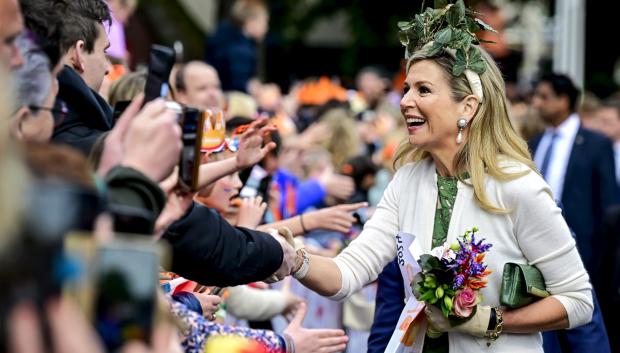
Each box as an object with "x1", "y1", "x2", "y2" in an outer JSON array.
[{"x1": 413, "y1": 228, "x2": 493, "y2": 336}]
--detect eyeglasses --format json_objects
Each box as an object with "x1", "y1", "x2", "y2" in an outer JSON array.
[{"x1": 28, "y1": 101, "x2": 69, "y2": 127}]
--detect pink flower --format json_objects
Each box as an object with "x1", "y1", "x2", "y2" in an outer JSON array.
[{"x1": 453, "y1": 288, "x2": 480, "y2": 317}]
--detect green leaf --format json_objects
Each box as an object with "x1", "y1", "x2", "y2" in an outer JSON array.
[
  {"x1": 446, "y1": 0, "x2": 465, "y2": 26},
  {"x1": 399, "y1": 31, "x2": 410, "y2": 46},
  {"x1": 453, "y1": 63, "x2": 466, "y2": 77},
  {"x1": 434, "y1": 0, "x2": 448, "y2": 9},
  {"x1": 455, "y1": 48, "x2": 467, "y2": 66},
  {"x1": 468, "y1": 59, "x2": 486, "y2": 74},
  {"x1": 468, "y1": 47, "x2": 481, "y2": 62},
  {"x1": 475, "y1": 18, "x2": 498, "y2": 33},
  {"x1": 435, "y1": 27, "x2": 452, "y2": 44},
  {"x1": 398, "y1": 21, "x2": 413, "y2": 31},
  {"x1": 427, "y1": 42, "x2": 444, "y2": 56},
  {"x1": 419, "y1": 254, "x2": 441, "y2": 272},
  {"x1": 465, "y1": 17, "x2": 480, "y2": 33}
]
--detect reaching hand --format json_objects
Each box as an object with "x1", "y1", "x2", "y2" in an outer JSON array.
[
  {"x1": 319, "y1": 168, "x2": 355, "y2": 201},
  {"x1": 305, "y1": 202, "x2": 368, "y2": 233},
  {"x1": 235, "y1": 118, "x2": 277, "y2": 170},
  {"x1": 192, "y1": 292, "x2": 222, "y2": 320},
  {"x1": 283, "y1": 303, "x2": 348, "y2": 353},
  {"x1": 236, "y1": 196, "x2": 267, "y2": 229},
  {"x1": 424, "y1": 304, "x2": 491, "y2": 338},
  {"x1": 121, "y1": 98, "x2": 182, "y2": 182}
]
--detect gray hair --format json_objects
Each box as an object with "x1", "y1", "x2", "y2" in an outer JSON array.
[{"x1": 12, "y1": 32, "x2": 52, "y2": 111}]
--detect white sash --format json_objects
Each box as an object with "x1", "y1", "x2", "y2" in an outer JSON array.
[{"x1": 384, "y1": 232, "x2": 427, "y2": 353}]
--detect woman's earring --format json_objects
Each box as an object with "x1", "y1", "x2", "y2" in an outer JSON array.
[{"x1": 456, "y1": 117, "x2": 468, "y2": 144}]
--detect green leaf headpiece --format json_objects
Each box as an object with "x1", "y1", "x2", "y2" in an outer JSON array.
[{"x1": 398, "y1": 0, "x2": 498, "y2": 101}]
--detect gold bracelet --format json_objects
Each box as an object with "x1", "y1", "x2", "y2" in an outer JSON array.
[{"x1": 485, "y1": 307, "x2": 504, "y2": 346}]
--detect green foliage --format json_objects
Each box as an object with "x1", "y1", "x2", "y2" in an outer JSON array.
[{"x1": 397, "y1": 0, "x2": 497, "y2": 76}]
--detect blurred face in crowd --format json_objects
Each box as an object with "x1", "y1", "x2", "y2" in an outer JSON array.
[
  {"x1": 72, "y1": 23, "x2": 111, "y2": 92},
  {"x1": 0, "y1": 0, "x2": 24, "y2": 69},
  {"x1": 199, "y1": 171, "x2": 243, "y2": 215},
  {"x1": 532, "y1": 82, "x2": 570, "y2": 126},
  {"x1": 243, "y1": 9, "x2": 269, "y2": 41},
  {"x1": 400, "y1": 59, "x2": 474, "y2": 153},
  {"x1": 357, "y1": 71, "x2": 386, "y2": 106},
  {"x1": 11, "y1": 75, "x2": 58, "y2": 143},
  {"x1": 178, "y1": 63, "x2": 224, "y2": 111},
  {"x1": 592, "y1": 106, "x2": 620, "y2": 142}
]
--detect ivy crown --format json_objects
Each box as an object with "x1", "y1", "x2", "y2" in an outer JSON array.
[{"x1": 397, "y1": 0, "x2": 497, "y2": 77}]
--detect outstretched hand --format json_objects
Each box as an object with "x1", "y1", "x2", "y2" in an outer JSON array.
[
  {"x1": 305, "y1": 202, "x2": 368, "y2": 233},
  {"x1": 235, "y1": 118, "x2": 277, "y2": 170},
  {"x1": 283, "y1": 303, "x2": 348, "y2": 353}
]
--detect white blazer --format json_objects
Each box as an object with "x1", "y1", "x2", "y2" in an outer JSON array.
[{"x1": 331, "y1": 158, "x2": 593, "y2": 353}]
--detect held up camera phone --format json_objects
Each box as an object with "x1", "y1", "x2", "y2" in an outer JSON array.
[
  {"x1": 92, "y1": 239, "x2": 160, "y2": 352},
  {"x1": 143, "y1": 45, "x2": 176, "y2": 105},
  {"x1": 178, "y1": 107, "x2": 207, "y2": 191}
]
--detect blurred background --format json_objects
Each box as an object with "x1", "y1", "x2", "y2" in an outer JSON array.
[{"x1": 124, "y1": 0, "x2": 618, "y2": 98}]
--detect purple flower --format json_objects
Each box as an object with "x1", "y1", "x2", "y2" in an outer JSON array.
[{"x1": 453, "y1": 274, "x2": 465, "y2": 289}]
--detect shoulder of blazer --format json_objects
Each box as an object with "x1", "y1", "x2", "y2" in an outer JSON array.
[
  {"x1": 528, "y1": 133, "x2": 544, "y2": 153},
  {"x1": 576, "y1": 126, "x2": 613, "y2": 149}
]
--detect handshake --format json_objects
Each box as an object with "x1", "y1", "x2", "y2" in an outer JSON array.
[{"x1": 266, "y1": 227, "x2": 307, "y2": 283}]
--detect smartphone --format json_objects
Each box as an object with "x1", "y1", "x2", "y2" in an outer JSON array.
[
  {"x1": 112, "y1": 100, "x2": 132, "y2": 122},
  {"x1": 178, "y1": 107, "x2": 206, "y2": 191},
  {"x1": 143, "y1": 45, "x2": 176, "y2": 105},
  {"x1": 93, "y1": 240, "x2": 159, "y2": 351}
]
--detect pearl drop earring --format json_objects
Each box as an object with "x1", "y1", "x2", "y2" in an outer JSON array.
[{"x1": 456, "y1": 117, "x2": 468, "y2": 144}]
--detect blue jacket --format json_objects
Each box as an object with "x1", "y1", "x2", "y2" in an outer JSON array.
[{"x1": 530, "y1": 126, "x2": 618, "y2": 276}]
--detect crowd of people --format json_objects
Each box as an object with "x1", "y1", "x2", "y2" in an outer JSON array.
[{"x1": 0, "y1": 0, "x2": 619, "y2": 352}]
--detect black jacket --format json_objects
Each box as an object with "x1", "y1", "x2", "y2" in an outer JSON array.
[
  {"x1": 162, "y1": 202, "x2": 283, "y2": 287},
  {"x1": 53, "y1": 66, "x2": 113, "y2": 155}
]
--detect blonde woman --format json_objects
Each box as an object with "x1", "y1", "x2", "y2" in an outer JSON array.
[{"x1": 286, "y1": 5, "x2": 593, "y2": 352}]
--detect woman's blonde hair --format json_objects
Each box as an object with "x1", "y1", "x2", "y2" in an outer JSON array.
[
  {"x1": 319, "y1": 107, "x2": 361, "y2": 170},
  {"x1": 393, "y1": 47, "x2": 536, "y2": 213},
  {"x1": 108, "y1": 70, "x2": 147, "y2": 108}
]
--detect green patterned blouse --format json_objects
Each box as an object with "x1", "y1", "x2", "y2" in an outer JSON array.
[{"x1": 423, "y1": 173, "x2": 458, "y2": 353}]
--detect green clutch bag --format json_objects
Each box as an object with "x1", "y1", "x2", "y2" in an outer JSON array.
[{"x1": 500, "y1": 262, "x2": 551, "y2": 309}]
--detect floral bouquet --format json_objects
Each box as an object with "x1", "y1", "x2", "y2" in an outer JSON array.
[{"x1": 413, "y1": 227, "x2": 492, "y2": 327}]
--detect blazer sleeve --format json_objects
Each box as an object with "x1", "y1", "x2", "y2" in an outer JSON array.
[
  {"x1": 507, "y1": 170, "x2": 593, "y2": 328},
  {"x1": 330, "y1": 167, "x2": 401, "y2": 300},
  {"x1": 368, "y1": 260, "x2": 406, "y2": 353},
  {"x1": 162, "y1": 202, "x2": 284, "y2": 287}
]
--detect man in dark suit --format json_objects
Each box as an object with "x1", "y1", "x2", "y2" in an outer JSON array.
[{"x1": 530, "y1": 73, "x2": 618, "y2": 278}]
